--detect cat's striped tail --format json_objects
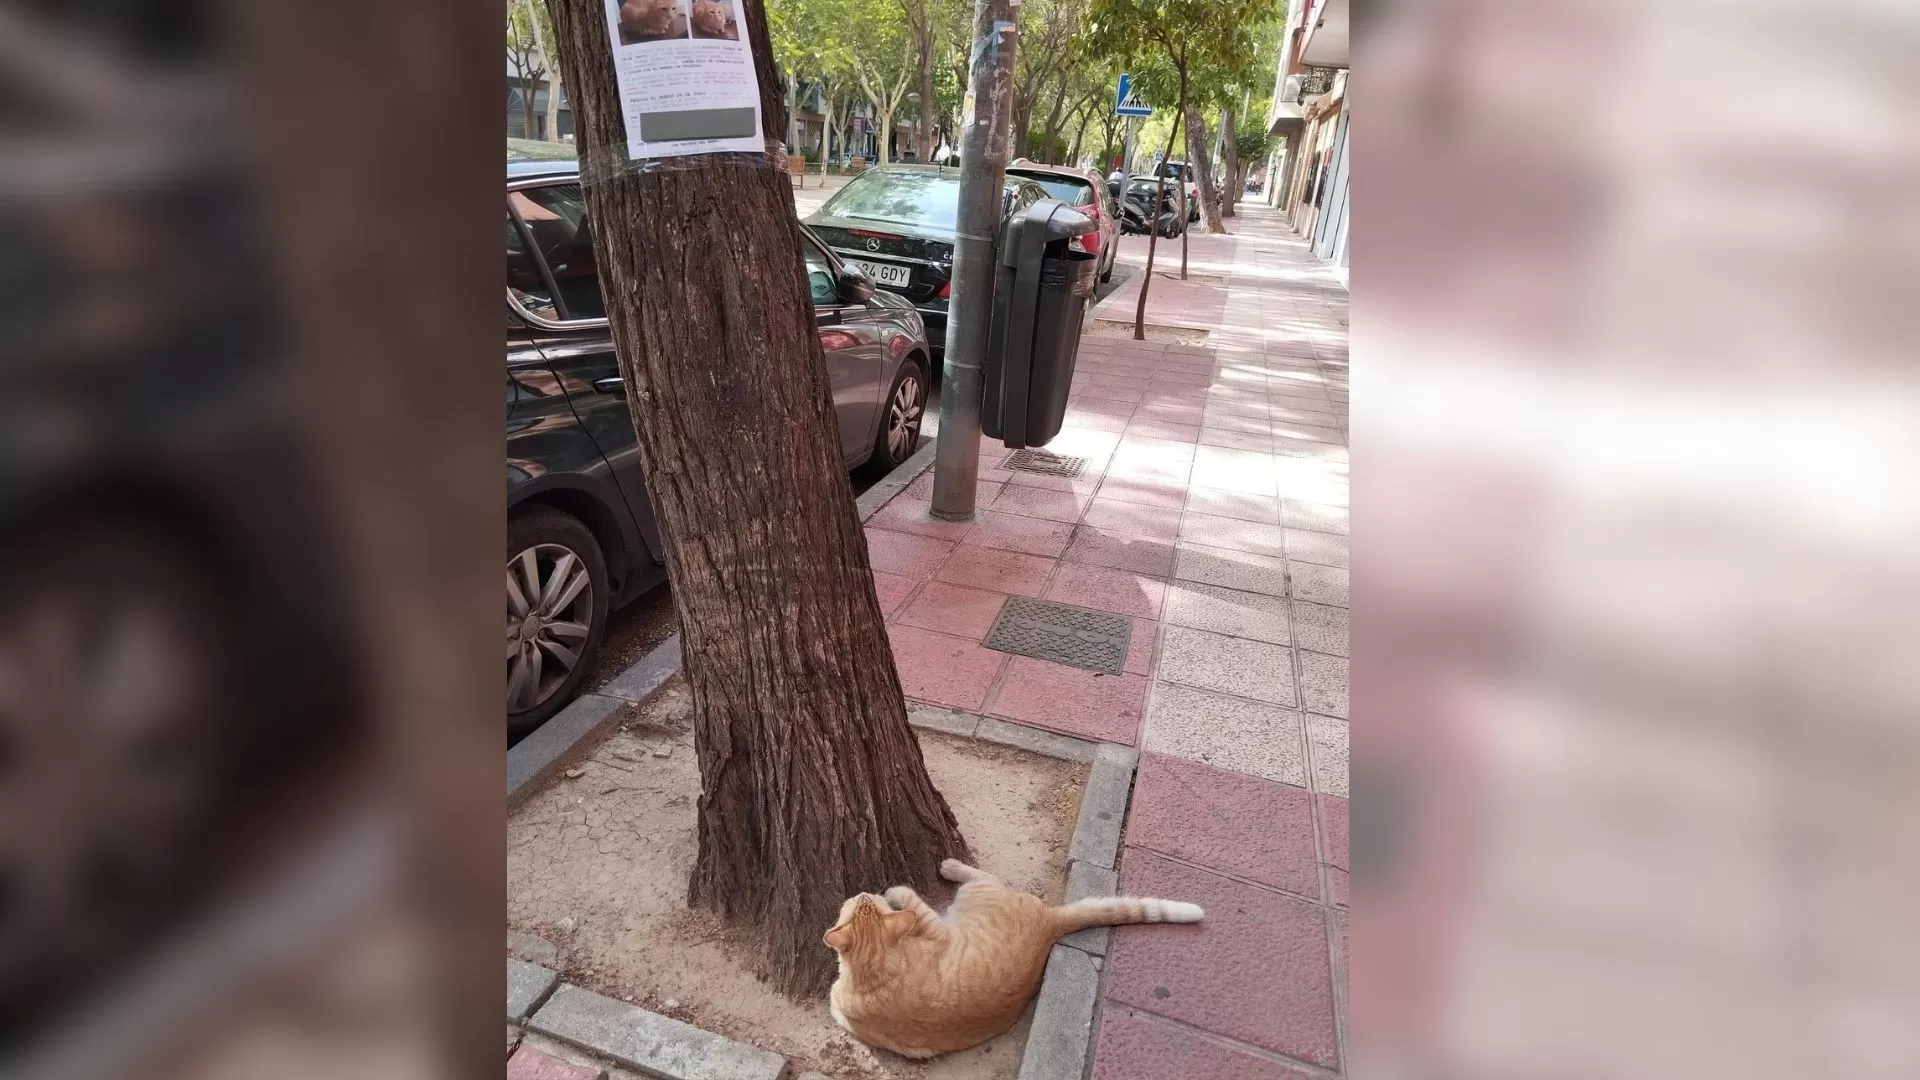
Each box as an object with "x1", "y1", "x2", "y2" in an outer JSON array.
[{"x1": 1051, "y1": 896, "x2": 1205, "y2": 935}]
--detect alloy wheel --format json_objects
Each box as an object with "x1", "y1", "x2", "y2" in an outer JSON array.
[
  {"x1": 506, "y1": 542, "x2": 593, "y2": 713},
  {"x1": 886, "y1": 373, "x2": 923, "y2": 460}
]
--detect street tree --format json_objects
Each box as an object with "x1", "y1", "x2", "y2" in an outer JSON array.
[
  {"x1": 1088, "y1": 0, "x2": 1274, "y2": 322},
  {"x1": 902, "y1": 0, "x2": 943, "y2": 161},
  {"x1": 506, "y1": 0, "x2": 551, "y2": 140},
  {"x1": 846, "y1": 2, "x2": 917, "y2": 164},
  {"x1": 543, "y1": 0, "x2": 971, "y2": 996},
  {"x1": 1011, "y1": 0, "x2": 1083, "y2": 157},
  {"x1": 769, "y1": 0, "x2": 857, "y2": 182}
]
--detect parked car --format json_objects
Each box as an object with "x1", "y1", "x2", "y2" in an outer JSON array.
[
  {"x1": 802, "y1": 164, "x2": 1051, "y2": 366},
  {"x1": 506, "y1": 161, "x2": 934, "y2": 733},
  {"x1": 1006, "y1": 158, "x2": 1121, "y2": 284}
]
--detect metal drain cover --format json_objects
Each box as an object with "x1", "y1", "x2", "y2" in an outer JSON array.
[
  {"x1": 1002, "y1": 449, "x2": 1088, "y2": 478},
  {"x1": 982, "y1": 597, "x2": 1133, "y2": 675}
]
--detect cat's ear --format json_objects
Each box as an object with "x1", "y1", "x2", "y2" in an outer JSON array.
[
  {"x1": 823, "y1": 921, "x2": 856, "y2": 951},
  {"x1": 881, "y1": 909, "x2": 920, "y2": 942}
]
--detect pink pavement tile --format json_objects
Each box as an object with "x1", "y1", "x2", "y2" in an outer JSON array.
[
  {"x1": 1133, "y1": 403, "x2": 1205, "y2": 426},
  {"x1": 1062, "y1": 409, "x2": 1130, "y2": 433},
  {"x1": 989, "y1": 484, "x2": 1093, "y2": 524},
  {"x1": 984, "y1": 657, "x2": 1148, "y2": 744},
  {"x1": 1124, "y1": 420, "x2": 1202, "y2": 443},
  {"x1": 508, "y1": 1047, "x2": 603, "y2": 1080},
  {"x1": 1094, "y1": 476, "x2": 1188, "y2": 510},
  {"x1": 1080, "y1": 499, "x2": 1183, "y2": 543},
  {"x1": 1127, "y1": 753, "x2": 1319, "y2": 898},
  {"x1": 896, "y1": 581, "x2": 1014, "y2": 640},
  {"x1": 1107, "y1": 850, "x2": 1340, "y2": 1068},
  {"x1": 1113, "y1": 435, "x2": 1199, "y2": 464},
  {"x1": 904, "y1": 471, "x2": 1003, "y2": 504},
  {"x1": 964, "y1": 510, "x2": 1076, "y2": 557},
  {"x1": 870, "y1": 497, "x2": 975, "y2": 542},
  {"x1": 864, "y1": 527, "x2": 955, "y2": 579},
  {"x1": 1063, "y1": 526, "x2": 1177, "y2": 577},
  {"x1": 886, "y1": 625, "x2": 1007, "y2": 710},
  {"x1": 1073, "y1": 384, "x2": 1144, "y2": 404},
  {"x1": 1104, "y1": 455, "x2": 1192, "y2": 487},
  {"x1": 871, "y1": 570, "x2": 920, "y2": 617},
  {"x1": 1044, "y1": 562, "x2": 1166, "y2": 620},
  {"x1": 1125, "y1": 620, "x2": 1158, "y2": 676},
  {"x1": 936, "y1": 544, "x2": 1058, "y2": 596},
  {"x1": 1072, "y1": 395, "x2": 1141, "y2": 417},
  {"x1": 1320, "y1": 794, "x2": 1348, "y2": 871},
  {"x1": 1186, "y1": 487, "x2": 1283, "y2": 523},
  {"x1": 1090, "y1": 1007, "x2": 1318, "y2": 1080}
]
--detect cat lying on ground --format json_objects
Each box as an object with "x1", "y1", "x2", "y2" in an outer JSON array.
[{"x1": 824, "y1": 858, "x2": 1203, "y2": 1059}]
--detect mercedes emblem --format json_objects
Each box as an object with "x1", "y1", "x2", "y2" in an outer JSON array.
[{"x1": 865, "y1": 238, "x2": 881, "y2": 251}]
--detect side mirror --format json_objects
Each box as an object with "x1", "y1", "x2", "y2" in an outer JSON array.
[{"x1": 836, "y1": 268, "x2": 875, "y2": 303}]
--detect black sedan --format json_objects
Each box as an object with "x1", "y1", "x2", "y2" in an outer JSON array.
[
  {"x1": 803, "y1": 164, "x2": 1050, "y2": 366},
  {"x1": 507, "y1": 160, "x2": 934, "y2": 733}
]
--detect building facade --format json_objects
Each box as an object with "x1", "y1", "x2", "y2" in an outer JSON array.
[{"x1": 1266, "y1": 0, "x2": 1349, "y2": 267}]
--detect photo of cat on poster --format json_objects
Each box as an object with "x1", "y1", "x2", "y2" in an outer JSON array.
[
  {"x1": 689, "y1": 0, "x2": 740, "y2": 41},
  {"x1": 616, "y1": 0, "x2": 689, "y2": 44}
]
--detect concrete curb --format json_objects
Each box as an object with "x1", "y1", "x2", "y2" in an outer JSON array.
[{"x1": 528, "y1": 983, "x2": 787, "y2": 1080}]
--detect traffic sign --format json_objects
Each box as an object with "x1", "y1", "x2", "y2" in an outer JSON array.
[{"x1": 1115, "y1": 73, "x2": 1153, "y2": 117}]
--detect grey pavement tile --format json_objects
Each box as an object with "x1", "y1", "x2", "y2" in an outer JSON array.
[
  {"x1": 1179, "y1": 511, "x2": 1287, "y2": 558},
  {"x1": 1288, "y1": 561, "x2": 1348, "y2": 607},
  {"x1": 1296, "y1": 650, "x2": 1348, "y2": 719},
  {"x1": 1158, "y1": 625, "x2": 1297, "y2": 707},
  {"x1": 1306, "y1": 713, "x2": 1349, "y2": 797},
  {"x1": 1290, "y1": 600, "x2": 1349, "y2": 657},
  {"x1": 1164, "y1": 580, "x2": 1291, "y2": 645},
  {"x1": 1173, "y1": 543, "x2": 1288, "y2": 598},
  {"x1": 1284, "y1": 528, "x2": 1349, "y2": 569},
  {"x1": 1186, "y1": 488, "x2": 1282, "y2": 524},
  {"x1": 1282, "y1": 499, "x2": 1348, "y2": 535},
  {"x1": 1143, "y1": 684, "x2": 1307, "y2": 786}
]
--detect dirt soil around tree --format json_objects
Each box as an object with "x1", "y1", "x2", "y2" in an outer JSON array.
[{"x1": 507, "y1": 675, "x2": 1089, "y2": 1080}]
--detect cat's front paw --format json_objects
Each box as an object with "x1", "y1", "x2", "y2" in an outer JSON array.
[
  {"x1": 939, "y1": 859, "x2": 977, "y2": 883},
  {"x1": 883, "y1": 886, "x2": 917, "y2": 910}
]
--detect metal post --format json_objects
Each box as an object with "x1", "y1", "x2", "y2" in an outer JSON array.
[
  {"x1": 1122, "y1": 115, "x2": 1137, "y2": 174},
  {"x1": 930, "y1": 0, "x2": 1018, "y2": 520}
]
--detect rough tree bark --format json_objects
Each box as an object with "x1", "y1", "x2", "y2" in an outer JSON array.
[
  {"x1": 545, "y1": 0, "x2": 970, "y2": 997},
  {"x1": 1183, "y1": 102, "x2": 1225, "y2": 235},
  {"x1": 906, "y1": 0, "x2": 936, "y2": 161},
  {"x1": 1220, "y1": 106, "x2": 1238, "y2": 218}
]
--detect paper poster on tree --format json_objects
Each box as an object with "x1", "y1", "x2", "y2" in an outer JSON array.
[{"x1": 604, "y1": 0, "x2": 766, "y2": 159}]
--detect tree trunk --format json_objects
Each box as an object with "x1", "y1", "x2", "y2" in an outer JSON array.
[
  {"x1": 1039, "y1": 77, "x2": 1068, "y2": 163},
  {"x1": 916, "y1": 23, "x2": 935, "y2": 163},
  {"x1": 1183, "y1": 102, "x2": 1225, "y2": 235},
  {"x1": 545, "y1": 0, "x2": 970, "y2": 998},
  {"x1": 519, "y1": 64, "x2": 543, "y2": 138},
  {"x1": 1220, "y1": 107, "x2": 1238, "y2": 217},
  {"x1": 528, "y1": 5, "x2": 564, "y2": 142},
  {"x1": 878, "y1": 104, "x2": 894, "y2": 164},
  {"x1": 1132, "y1": 94, "x2": 1182, "y2": 339}
]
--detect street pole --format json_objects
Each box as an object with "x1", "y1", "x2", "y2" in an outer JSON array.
[
  {"x1": 1123, "y1": 114, "x2": 1137, "y2": 174},
  {"x1": 929, "y1": 0, "x2": 1018, "y2": 520}
]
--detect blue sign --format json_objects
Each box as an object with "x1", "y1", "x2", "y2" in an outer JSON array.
[{"x1": 1115, "y1": 73, "x2": 1153, "y2": 117}]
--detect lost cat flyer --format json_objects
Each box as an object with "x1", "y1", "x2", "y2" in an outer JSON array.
[{"x1": 602, "y1": 0, "x2": 764, "y2": 161}]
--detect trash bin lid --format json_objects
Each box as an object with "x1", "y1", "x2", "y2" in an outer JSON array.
[{"x1": 1020, "y1": 198, "x2": 1096, "y2": 242}]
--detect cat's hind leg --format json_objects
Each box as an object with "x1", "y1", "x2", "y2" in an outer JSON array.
[{"x1": 939, "y1": 859, "x2": 998, "y2": 885}]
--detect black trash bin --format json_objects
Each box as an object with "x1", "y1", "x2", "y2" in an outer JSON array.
[{"x1": 981, "y1": 199, "x2": 1099, "y2": 448}]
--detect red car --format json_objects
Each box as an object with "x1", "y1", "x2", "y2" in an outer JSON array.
[{"x1": 1006, "y1": 159, "x2": 1121, "y2": 284}]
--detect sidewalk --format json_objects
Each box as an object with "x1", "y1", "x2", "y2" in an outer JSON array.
[{"x1": 864, "y1": 202, "x2": 1349, "y2": 1077}]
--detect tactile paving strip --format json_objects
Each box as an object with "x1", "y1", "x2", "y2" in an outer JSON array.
[
  {"x1": 1002, "y1": 449, "x2": 1089, "y2": 478},
  {"x1": 981, "y1": 597, "x2": 1132, "y2": 675}
]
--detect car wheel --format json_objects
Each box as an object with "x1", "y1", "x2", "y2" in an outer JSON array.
[
  {"x1": 1100, "y1": 252, "x2": 1114, "y2": 283},
  {"x1": 507, "y1": 509, "x2": 608, "y2": 737},
  {"x1": 866, "y1": 357, "x2": 927, "y2": 476}
]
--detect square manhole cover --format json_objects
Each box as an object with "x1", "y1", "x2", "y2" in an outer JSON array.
[
  {"x1": 982, "y1": 597, "x2": 1133, "y2": 675},
  {"x1": 1003, "y1": 449, "x2": 1088, "y2": 478}
]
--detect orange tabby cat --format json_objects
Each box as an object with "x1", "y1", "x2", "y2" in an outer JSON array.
[{"x1": 824, "y1": 858, "x2": 1203, "y2": 1059}]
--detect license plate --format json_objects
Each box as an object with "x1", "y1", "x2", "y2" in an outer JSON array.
[{"x1": 848, "y1": 259, "x2": 912, "y2": 288}]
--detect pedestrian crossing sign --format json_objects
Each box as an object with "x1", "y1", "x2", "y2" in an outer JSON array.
[{"x1": 1115, "y1": 73, "x2": 1153, "y2": 117}]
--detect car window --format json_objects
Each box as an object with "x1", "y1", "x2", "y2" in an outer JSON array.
[
  {"x1": 509, "y1": 184, "x2": 604, "y2": 322},
  {"x1": 507, "y1": 213, "x2": 560, "y2": 322},
  {"x1": 821, "y1": 170, "x2": 962, "y2": 230},
  {"x1": 802, "y1": 239, "x2": 839, "y2": 305},
  {"x1": 1014, "y1": 173, "x2": 1094, "y2": 205}
]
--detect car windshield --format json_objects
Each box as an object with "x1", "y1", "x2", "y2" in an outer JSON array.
[
  {"x1": 821, "y1": 171, "x2": 964, "y2": 229},
  {"x1": 1014, "y1": 174, "x2": 1094, "y2": 204}
]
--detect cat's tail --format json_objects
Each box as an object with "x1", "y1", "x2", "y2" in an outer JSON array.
[{"x1": 1050, "y1": 896, "x2": 1205, "y2": 935}]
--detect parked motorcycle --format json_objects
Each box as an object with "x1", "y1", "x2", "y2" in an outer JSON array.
[{"x1": 1120, "y1": 182, "x2": 1184, "y2": 238}]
